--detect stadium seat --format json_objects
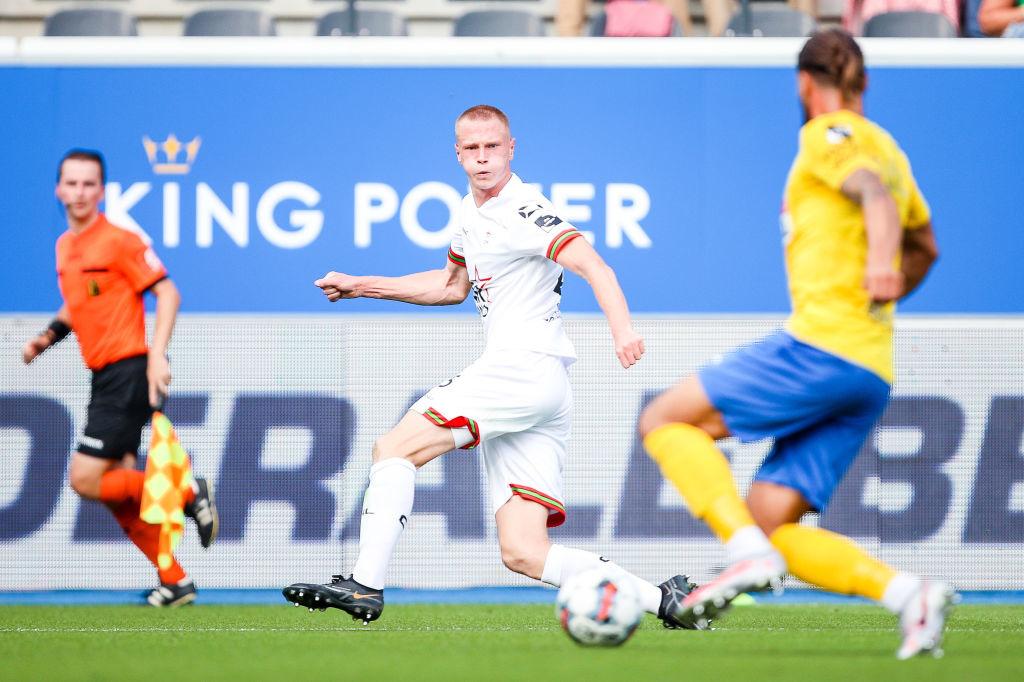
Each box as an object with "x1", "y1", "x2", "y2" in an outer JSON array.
[
  {"x1": 863, "y1": 11, "x2": 957, "y2": 37},
  {"x1": 183, "y1": 9, "x2": 277, "y2": 36},
  {"x1": 587, "y1": 11, "x2": 684, "y2": 36},
  {"x1": 724, "y1": 5, "x2": 817, "y2": 36},
  {"x1": 316, "y1": 9, "x2": 409, "y2": 36},
  {"x1": 44, "y1": 9, "x2": 138, "y2": 36},
  {"x1": 453, "y1": 10, "x2": 545, "y2": 36}
]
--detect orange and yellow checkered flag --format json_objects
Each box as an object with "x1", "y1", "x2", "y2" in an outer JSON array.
[{"x1": 140, "y1": 412, "x2": 194, "y2": 572}]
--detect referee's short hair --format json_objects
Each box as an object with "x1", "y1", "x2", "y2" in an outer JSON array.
[{"x1": 58, "y1": 148, "x2": 106, "y2": 184}]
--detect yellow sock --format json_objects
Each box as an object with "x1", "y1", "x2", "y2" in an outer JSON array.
[
  {"x1": 643, "y1": 423, "x2": 755, "y2": 541},
  {"x1": 770, "y1": 524, "x2": 896, "y2": 601}
]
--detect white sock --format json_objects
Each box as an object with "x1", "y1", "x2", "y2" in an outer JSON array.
[
  {"x1": 725, "y1": 525, "x2": 776, "y2": 564},
  {"x1": 351, "y1": 458, "x2": 415, "y2": 590},
  {"x1": 881, "y1": 573, "x2": 922, "y2": 614},
  {"x1": 541, "y1": 544, "x2": 662, "y2": 615}
]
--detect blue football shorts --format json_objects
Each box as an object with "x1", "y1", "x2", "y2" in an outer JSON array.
[{"x1": 699, "y1": 330, "x2": 890, "y2": 511}]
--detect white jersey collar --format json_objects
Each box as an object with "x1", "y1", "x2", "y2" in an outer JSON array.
[{"x1": 477, "y1": 173, "x2": 523, "y2": 208}]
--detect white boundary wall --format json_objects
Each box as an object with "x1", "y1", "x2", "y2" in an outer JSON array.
[
  {"x1": 1, "y1": 36, "x2": 1023, "y2": 67},
  {"x1": 2, "y1": 315, "x2": 1022, "y2": 591}
]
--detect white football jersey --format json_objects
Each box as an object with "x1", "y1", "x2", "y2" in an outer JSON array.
[{"x1": 448, "y1": 174, "x2": 583, "y2": 361}]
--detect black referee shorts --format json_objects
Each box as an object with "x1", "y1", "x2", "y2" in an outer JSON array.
[{"x1": 77, "y1": 354, "x2": 154, "y2": 460}]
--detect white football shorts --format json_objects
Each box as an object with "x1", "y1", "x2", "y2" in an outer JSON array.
[{"x1": 411, "y1": 348, "x2": 572, "y2": 527}]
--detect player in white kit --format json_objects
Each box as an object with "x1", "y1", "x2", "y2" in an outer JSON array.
[{"x1": 283, "y1": 105, "x2": 701, "y2": 629}]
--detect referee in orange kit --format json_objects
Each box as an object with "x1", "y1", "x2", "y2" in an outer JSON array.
[{"x1": 23, "y1": 149, "x2": 218, "y2": 606}]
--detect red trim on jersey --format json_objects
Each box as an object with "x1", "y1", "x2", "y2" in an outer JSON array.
[
  {"x1": 547, "y1": 229, "x2": 583, "y2": 262},
  {"x1": 509, "y1": 483, "x2": 566, "y2": 528},
  {"x1": 420, "y1": 407, "x2": 480, "y2": 449},
  {"x1": 447, "y1": 249, "x2": 467, "y2": 267}
]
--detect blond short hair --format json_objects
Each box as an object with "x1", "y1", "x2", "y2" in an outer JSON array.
[{"x1": 455, "y1": 105, "x2": 510, "y2": 134}]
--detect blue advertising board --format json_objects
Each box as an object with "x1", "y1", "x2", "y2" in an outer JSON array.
[{"x1": 2, "y1": 62, "x2": 1022, "y2": 313}]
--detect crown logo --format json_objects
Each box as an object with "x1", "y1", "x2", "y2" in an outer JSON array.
[{"x1": 142, "y1": 134, "x2": 201, "y2": 175}]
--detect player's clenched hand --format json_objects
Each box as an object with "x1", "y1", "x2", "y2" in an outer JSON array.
[
  {"x1": 147, "y1": 352, "x2": 171, "y2": 408},
  {"x1": 613, "y1": 328, "x2": 645, "y2": 369},
  {"x1": 864, "y1": 265, "x2": 904, "y2": 303},
  {"x1": 315, "y1": 272, "x2": 360, "y2": 302},
  {"x1": 22, "y1": 334, "x2": 50, "y2": 364}
]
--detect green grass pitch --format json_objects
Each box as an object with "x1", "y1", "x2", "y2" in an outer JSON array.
[{"x1": 2, "y1": 604, "x2": 1022, "y2": 681}]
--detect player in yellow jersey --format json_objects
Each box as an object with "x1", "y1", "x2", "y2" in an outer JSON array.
[{"x1": 638, "y1": 29, "x2": 952, "y2": 659}]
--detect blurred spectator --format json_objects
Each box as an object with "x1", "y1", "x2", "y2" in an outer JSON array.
[
  {"x1": 725, "y1": 0, "x2": 819, "y2": 35},
  {"x1": 603, "y1": 0, "x2": 678, "y2": 34},
  {"x1": 978, "y1": 0, "x2": 1024, "y2": 35},
  {"x1": 557, "y1": 0, "x2": 817, "y2": 37},
  {"x1": 557, "y1": 0, "x2": 694, "y2": 35},
  {"x1": 965, "y1": 0, "x2": 987, "y2": 35},
  {"x1": 843, "y1": 0, "x2": 960, "y2": 34}
]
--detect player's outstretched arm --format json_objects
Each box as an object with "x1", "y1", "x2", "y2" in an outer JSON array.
[
  {"x1": 555, "y1": 237, "x2": 643, "y2": 368},
  {"x1": 148, "y1": 278, "x2": 180, "y2": 407},
  {"x1": 22, "y1": 304, "x2": 71, "y2": 364},
  {"x1": 899, "y1": 221, "x2": 939, "y2": 300},
  {"x1": 842, "y1": 168, "x2": 904, "y2": 303},
  {"x1": 315, "y1": 260, "x2": 471, "y2": 307}
]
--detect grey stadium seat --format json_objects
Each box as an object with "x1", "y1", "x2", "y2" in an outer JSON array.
[
  {"x1": 453, "y1": 10, "x2": 545, "y2": 37},
  {"x1": 587, "y1": 10, "x2": 684, "y2": 36},
  {"x1": 724, "y1": 5, "x2": 817, "y2": 36},
  {"x1": 863, "y1": 11, "x2": 957, "y2": 37},
  {"x1": 184, "y1": 9, "x2": 277, "y2": 36},
  {"x1": 44, "y1": 9, "x2": 138, "y2": 36},
  {"x1": 316, "y1": 10, "x2": 408, "y2": 36}
]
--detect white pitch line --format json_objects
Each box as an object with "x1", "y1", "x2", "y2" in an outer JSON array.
[
  {"x1": 721, "y1": 627, "x2": 1024, "y2": 634},
  {"x1": 0, "y1": 626, "x2": 551, "y2": 633},
  {"x1": 1, "y1": 626, "x2": 1021, "y2": 634}
]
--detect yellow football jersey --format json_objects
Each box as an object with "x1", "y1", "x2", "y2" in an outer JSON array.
[{"x1": 782, "y1": 109, "x2": 930, "y2": 383}]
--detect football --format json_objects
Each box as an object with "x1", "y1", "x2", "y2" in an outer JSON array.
[{"x1": 555, "y1": 567, "x2": 644, "y2": 647}]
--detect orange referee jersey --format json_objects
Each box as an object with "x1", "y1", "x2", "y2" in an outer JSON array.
[{"x1": 56, "y1": 213, "x2": 167, "y2": 371}]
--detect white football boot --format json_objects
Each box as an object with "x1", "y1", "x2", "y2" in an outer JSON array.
[
  {"x1": 676, "y1": 552, "x2": 786, "y2": 629},
  {"x1": 896, "y1": 580, "x2": 958, "y2": 660}
]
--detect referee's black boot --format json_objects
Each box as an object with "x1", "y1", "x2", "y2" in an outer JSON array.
[
  {"x1": 146, "y1": 578, "x2": 197, "y2": 607},
  {"x1": 283, "y1": 575, "x2": 384, "y2": 625},
  {"x1": 185, "y1": 477, "x2": 219, "y2": 549}
]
